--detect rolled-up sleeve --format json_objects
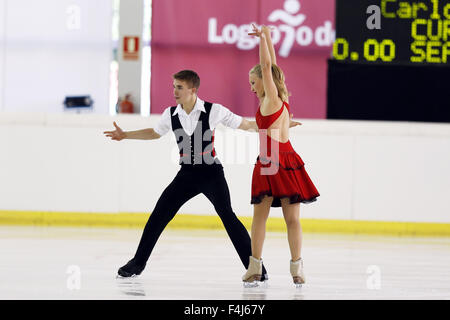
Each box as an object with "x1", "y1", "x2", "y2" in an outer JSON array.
[
  {"x1": 153, "y1": 107, "x2": 172, "y2": 137},
  {"x1": 210, "y1": 103, "x2": 243, "y2": 130}
]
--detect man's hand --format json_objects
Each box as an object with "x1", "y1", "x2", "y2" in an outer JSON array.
[
  {"x1": 103, "y1": 122, "x2": 126, "y2": 141},
  {"x1": 289, "y1": 113, "x2": 302, "y2": 128}
]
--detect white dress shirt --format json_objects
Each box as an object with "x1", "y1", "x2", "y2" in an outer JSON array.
[{"x1": 153, "y1": 97, "x2": 243, "y2": 137}]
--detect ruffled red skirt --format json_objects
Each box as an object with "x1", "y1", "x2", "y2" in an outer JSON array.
[{"x1": 251, "y1": 139, "x2": 320, "y2": 207}]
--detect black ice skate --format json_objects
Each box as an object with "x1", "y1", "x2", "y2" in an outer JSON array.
[{"x1": 117, "y1": 259, "x2": 146, "y2": 278}]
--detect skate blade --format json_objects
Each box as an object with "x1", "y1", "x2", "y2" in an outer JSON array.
[
  {"x1": 293, "y1": 276, "x2": 304, "y2": 289},
  {"x1": 243, "y1": 281, "x2": 259, "y2": 288},
  {"x1": 116, "y1": 274, "x2": 138, "y2": 279},
  {"x1": 243, "y1": 280, "x2": 267, "y2": 289}
]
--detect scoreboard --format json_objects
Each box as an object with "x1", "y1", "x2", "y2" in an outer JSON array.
[
  {"x1": 327, "y1": 0, "x2": 450, "y2": 123},
  {"x1": 333, "y1": 0, "x2": 450, "y2": 64}
]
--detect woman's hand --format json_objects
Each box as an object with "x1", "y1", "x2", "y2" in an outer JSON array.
[
  {"x1": 261, "y1": 25, "x2": 272, "y2": 36},
  {"x1": 248, "y1": 24, "x2": 263, "y2": 37},
  {"x1": 249, "y1": 24, "x2": 273, "y2": 37}
]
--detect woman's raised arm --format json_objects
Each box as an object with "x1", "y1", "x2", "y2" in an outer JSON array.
[
  {"x1": 250, "y1": 24, "x2": 279, "y2": 103},
  {"x1": 262, "y1": 26, "x2": 277, "y2": 66}
]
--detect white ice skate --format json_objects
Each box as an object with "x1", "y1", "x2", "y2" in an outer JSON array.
[
  {"x1": 290, "y1": 258, "x2": 305, "y2": 288},
  {"x1": 242, "y1": 256, "x2": 263, "y2": 288}
]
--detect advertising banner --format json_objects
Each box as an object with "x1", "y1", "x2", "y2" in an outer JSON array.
[{"x1": 150, "y1": 0, "x2": 335, "y2": 119}]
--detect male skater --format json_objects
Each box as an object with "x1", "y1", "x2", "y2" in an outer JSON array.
[{"x1": 104, "y1": 70, "x2": 299, "y2": 280}]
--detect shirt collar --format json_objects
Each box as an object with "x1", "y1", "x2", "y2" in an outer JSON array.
[{"x1": 172, "y1": 97, "x2": 206, "y2": 116}]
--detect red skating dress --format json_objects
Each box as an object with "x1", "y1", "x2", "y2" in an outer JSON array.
[{"x1": 251, "y1": 102, "x2": 320, "y2": 207}]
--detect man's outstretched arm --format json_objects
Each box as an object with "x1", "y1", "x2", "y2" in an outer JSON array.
[
  {"x1": 238, "y1": 118, "x2": 258, "y2": 132},
  {"x1": 103, "y1": 122, "x2": 161, "y2": 141}
]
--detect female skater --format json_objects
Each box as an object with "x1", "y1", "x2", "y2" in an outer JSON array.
[{"x1": 242, "y1": 25, "x2": 320, "y2": 287}]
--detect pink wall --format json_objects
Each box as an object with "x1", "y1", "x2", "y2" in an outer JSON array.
[{"x1": 150, "y1": 0, "x2": 335, "y2": 119}]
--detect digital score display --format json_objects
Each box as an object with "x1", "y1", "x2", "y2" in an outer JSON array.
[{"x1": 333, "y1": 0, "x2": 450, "y2": 64}]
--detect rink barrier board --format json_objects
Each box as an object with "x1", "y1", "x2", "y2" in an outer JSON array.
[{"x1": 0, "y1": 210, "x2": 450, "y2": 237}]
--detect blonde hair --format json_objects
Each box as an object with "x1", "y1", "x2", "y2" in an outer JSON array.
[{"x1": 250, "y1": 64, "x2": 290, "y2": 102}]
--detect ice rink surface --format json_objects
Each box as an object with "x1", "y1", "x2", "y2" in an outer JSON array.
[{"x1": 0, "y1": 225, "x2": 449, "y2": 300}]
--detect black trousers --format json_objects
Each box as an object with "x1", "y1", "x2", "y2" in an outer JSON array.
[{"x1": 132, "y1": 163, "x2": 267, "y2": 276}]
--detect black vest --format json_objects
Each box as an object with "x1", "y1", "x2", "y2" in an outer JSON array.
[{"x1": 170, "y1": 101, "x2": 219, "y2": 165}]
